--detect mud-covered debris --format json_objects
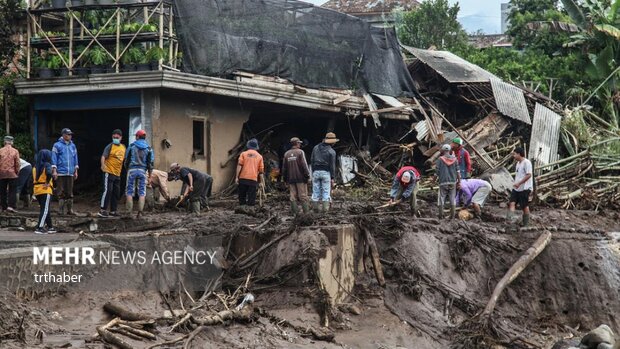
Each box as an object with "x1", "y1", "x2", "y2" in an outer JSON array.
[{"x1": 581, "y1": 324, "x2": 616, "y2": 349}]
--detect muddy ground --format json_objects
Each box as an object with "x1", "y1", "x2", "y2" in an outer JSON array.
[{"x1": 0, "y1": 190, "x2": 618, "y2": 349}]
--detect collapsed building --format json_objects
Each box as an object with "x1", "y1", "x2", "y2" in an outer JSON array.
[{"x1": 14, "y1": 0, "x2": 619, "y2": 209}]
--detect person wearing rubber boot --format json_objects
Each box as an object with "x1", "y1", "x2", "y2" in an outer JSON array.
[
  {"x1": 236, "y1": 139, "x2": 264, "y2": 208},
  {"x1": 32, "y1": 149, "x2": 56, "y2": 234},
  {"x1": 169, "y1": 163, "x2": 213, "y2": 214},
  {"x1": 458, "y1": 178, "x2": 492, "y2": 219},
  {"x1": 124, "y1": 130, "x2": 154, "y2": 219},
  {"x1": 436, "y1": 144, "x2": 459, "y2": 219},
  {"x1": 146, "y1": 169, "x2": 171, "y2": 209},
  {"x1": 282, "y1": 137, "x2": 310, "y2": 215},
  {"x1": 508, "y1": 147, "x2": 533, "y2": 227},
  {"x1": 389, "y1": 165, "x2": 421, "y2": 216},
  {"x1": 16, "y1": 158, "x2": 33, "y2": 209},
  {"x1": 52, "y1": 128, "x2": 79, "y2": 215},
  {"x1": 451, "y1": 137, "x2": 472, "y2": 179},
  {"x1": 98, "y1": 129, "x2": 126, "y2": 218},
  {"x1": 310, "y1": 132, "x2": 338, "y2": 213}
]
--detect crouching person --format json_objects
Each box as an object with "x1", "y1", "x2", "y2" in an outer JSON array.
[
  {"x1": 169, "y1": 163, "x2": 213, "y2": 214},
  {"x1": 33, "y1": 150, "x2": 56, "y2": 234},
  {"x1": 389, "y1": 165, "x2": 421, "y2": 215},
  {"x1": 458, "y1": 179, "x2": 492, "y2": 218}
]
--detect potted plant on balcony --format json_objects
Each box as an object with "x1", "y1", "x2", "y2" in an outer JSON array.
[
  {"x1": 73, "y1": 46, "x2": 90, "y2": 76},
  {"x1": 51, "y1": 0, "x2": 66, "y2": 8},
  {"x1": 33, "y1": 56, "x2": 53, "y2": 78},
  {"x1": 57, "y1": 51, "x2": 70, "y2": 76},
  {"x1": 87, "y1": 46, "x2": 111, "y2": 74},
  {"x1": 121, "y1": 46, "x2": 144, "y2": 72},
  {"x1": 145, "y1": 46, "x2": 165, "y2": 70}
]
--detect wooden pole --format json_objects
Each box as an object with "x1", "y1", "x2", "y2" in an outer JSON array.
[
  {"x1": 116, "y1": 9, "x2": 121, "y2": 73},
  {"x1": 158, "y1": 0, "x2": 164, "y2": 70},
  {"x1": 4, "y1": 91, "x2": 9, "y2": 135},
  {"x1": 69, "y1": 13, "x2": 73, "y2": 75},
  {"x1": 168, "y1": 3, "x2": 173, "y2": 66},
  {"x1": 481, "y1": 231, "x2": 552, "y2": 319},
  {"x1": 26, "y1": 13, "x2": 31, "y2": 79}
]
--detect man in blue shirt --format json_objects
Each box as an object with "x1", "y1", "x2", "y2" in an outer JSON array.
[
  {"x1": 124, "y1": 129, "x2": 154, "y2": 218},
  {"x1": 51, "y1": 128, "x2": 79, "y2": 215}
]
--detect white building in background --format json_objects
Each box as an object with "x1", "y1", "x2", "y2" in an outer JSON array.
[{"x1": 501, "y1": 2, "x2": 511, "y2": 33}]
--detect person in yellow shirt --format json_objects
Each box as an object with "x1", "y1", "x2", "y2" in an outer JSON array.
[
  {"x1": 98, "y1": 129, "x2": 126, "y2": 218},
  {"x1": 33, "y1": 149, "x2": 55, "y2": 234}
]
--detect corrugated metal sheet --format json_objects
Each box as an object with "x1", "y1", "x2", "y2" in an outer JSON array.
[
  {"x1": 529, "y1": 103, "x2": 562, "y2": 167},
  {"x1": 403, "y1": 46, "x2": 498, "y2": 83},
  {"x1": 415, "y1": 120, "x2": 429, "y2": 141},
  {"x1": 490, "y1": 79, "x2": 531, "y2": 125}
]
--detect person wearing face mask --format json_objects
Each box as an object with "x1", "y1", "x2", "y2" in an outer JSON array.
[{"x1": 98, "y1": 129, "x2": 126, "y2": 218}]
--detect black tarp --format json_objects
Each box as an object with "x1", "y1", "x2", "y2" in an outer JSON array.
[{"x1": 173, "y1": 0, "x2": 416, "y2": 97}]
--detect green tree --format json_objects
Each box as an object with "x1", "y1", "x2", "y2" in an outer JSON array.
[
  {"x1": 561, "y1": 0, "x2": 620, "y2": 127},
  {"x1": 396, "y1": 0, "x2": 468, "y2": 51},
  {"x1": 507, "y1": 0, "x2": 573, "y2": 55},
  {"x1": 0, "y1": 0, "x2": 21, "y2": 67}
]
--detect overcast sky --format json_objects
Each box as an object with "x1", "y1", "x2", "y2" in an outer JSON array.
[{"x1": 305, "y1": 0, "x2": 504, "y2": 34}]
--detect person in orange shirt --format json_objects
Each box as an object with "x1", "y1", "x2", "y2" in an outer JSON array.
[{"x1": 236, "y1": 138, "x2": 264, "y2": 206}]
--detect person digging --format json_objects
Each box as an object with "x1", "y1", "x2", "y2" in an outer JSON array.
[
  {"x1": 388, "y1": 165, "x2": 421, "y2": 216},
  {"x1": 169, "y1": 163, "x2": 213, "y2": 215},
  {"x1": 282, "y1": 137, "x2": 311, "y2": 215},
  {"x1": 457, "y1": 178, "x2": 492, "y2": 219}
]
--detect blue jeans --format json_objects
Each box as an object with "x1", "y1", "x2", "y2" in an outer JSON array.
[
  {"x1": 126, "y1": 169, "x2": 147, "y2": 197},
  {"x1": 311, "y1": 170, "x2": 331, "y2": 202}
]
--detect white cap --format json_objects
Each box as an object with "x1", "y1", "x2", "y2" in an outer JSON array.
[
  {"x1": 441, "y1": 144, "x2": 451, "y2": 152},
  {"x1": 401, "y1": 171, "x2": 412, "y2": 183}
]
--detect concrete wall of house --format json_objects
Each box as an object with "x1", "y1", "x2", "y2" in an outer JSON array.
[{"x1": 151, "y1": 90, "x2": 250, "y2": 194}]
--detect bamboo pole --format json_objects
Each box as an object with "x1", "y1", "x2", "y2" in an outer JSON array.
[
  {"x1": 69, "y1": 8, "x2": 118, "y2": 68},
  {"x1": 168, "y1": 3, "x2": 173, "y2": 66},
  {"x1": 158, "y1": 0, "x2": 164, "y2": 70},
  {"x1": 116, "y1": 9, "x2": 121, "y2": 72},
  {"x1": 68, "y1": 13, "x2": 73, "y2": 75},
  {"x1": 28, "y1": 13, "x2": 69, "y2": 68},
  {"x1": 26, "y1": 13, "x2": 31, "y2": 78}
]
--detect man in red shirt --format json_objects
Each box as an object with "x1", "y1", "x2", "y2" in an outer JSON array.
[
  {"x1": 451, "y1": 137, "x2": 472, "y2": 179},
  {"x1": 389, "y1": 165, "x2": 421, "y2": 215},
  {"x1": 236, "y1": 138, "x2": 264, "y2": 207}
]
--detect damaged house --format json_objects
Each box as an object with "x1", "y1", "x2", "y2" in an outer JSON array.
[
  {"x1": 14, "y1": 0, "x2": 618, "y2": 207},
  {"x1": 15, "y1": 0, "x2": 420, "y2": 193}
]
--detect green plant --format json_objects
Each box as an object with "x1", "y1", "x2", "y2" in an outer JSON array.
[
  {"x1": 87, "y1": 46, "x2": 110, "y2": 65},
  {"x1": 32, "y1": 55, "x2": 46, "y2": 68},
  {"x1": 121, "y1": 45, "x2": 145, "y2": 64},
  {"x1": 46, "y1": 54, "x2": 63, "y2": 69},
  {"x1": 145, "y1": 46, "x2": 166, "y2": 62}
]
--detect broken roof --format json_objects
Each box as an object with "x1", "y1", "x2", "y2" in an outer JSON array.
[
  {"x1": 321, "y1": 0, "x2": 420, "y2": 15},
  {"x1": 403, "y1": 46, "x2": 498, "y2": 83}
]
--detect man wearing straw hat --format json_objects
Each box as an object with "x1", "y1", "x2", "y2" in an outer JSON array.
[{"x1": 310, "y1": 132, "x2": 338, "y2": 213}]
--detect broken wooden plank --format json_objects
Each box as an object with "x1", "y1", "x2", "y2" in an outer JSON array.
[
  {"x1": 332, "y1": 94, "x2": 352, "y2": 105},
  {"x1": 362, "y1": 227, "x2": 386, "y2": 287},
  {"x1": 362, "y1": 93, "x2": 381, "y2": 127},
  {"x1": 362, "y1": 105, "x2": 408, "y2": 115}
]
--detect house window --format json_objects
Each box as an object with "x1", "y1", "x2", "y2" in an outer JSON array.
[{"x1": 193, "y1": 119, "x2": 205, "y2": 156}]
